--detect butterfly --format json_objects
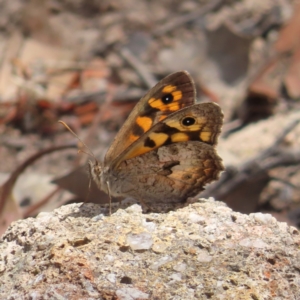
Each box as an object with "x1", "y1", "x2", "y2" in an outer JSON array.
[{"x1": 88, "y1": 71, "x2": 224, "y2": 212}]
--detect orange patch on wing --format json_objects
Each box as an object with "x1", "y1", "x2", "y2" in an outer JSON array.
[
  {"x1": 148, "y1": 97, "x2": 160, "y2": 108},
  {"x1": 199, "y1": 131, "x2": 212, "y2": 143},
  {"x1": 129, "y1": 134, "x2": 139, "y2": 142},
  {"x1": 136, "y1": 116, "x2": 152, "y2": 133},
  {"x1": 148, "y1": 132, "x2": 169, "y2": 147},
  {"x1": 172, "y1": 90, "x2": 182, "y2": 101},
  {"x1": 124, "y1": 146, "x2": 150, "y2": 160},
  {"x1": 171, "y1": 132, "x2": 190, "y2": 142},
  {"x1": 167, "y1": 102, "x2": 180, "y2": 111},
  {"x1": 162, "y1": 85, "x2": 177, "y2": 93},
  {"x1": 159, "y1": 115, "x2": 167, "y2": 121},
  {"x1": 124, "y1": 132, "x2": 168, "y2": 161},
  {"x1": 149, "y1": 97, "x2": 180, "y2": 111}
]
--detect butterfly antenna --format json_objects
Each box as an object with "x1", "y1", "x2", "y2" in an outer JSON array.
[
  {"x1": 59, "y1": 120, "x2": 99, "y2": 206},
  {"x1": 58, "y1": 120, "x2": 96, "y2": 161}
]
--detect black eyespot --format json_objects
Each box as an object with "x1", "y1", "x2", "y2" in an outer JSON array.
[
  {"x1": 162, "y1": 93, "x2": 173, "y2": 104},
  {"x1": 182, "y1": 117, "x2": 196, "y2": 126}
]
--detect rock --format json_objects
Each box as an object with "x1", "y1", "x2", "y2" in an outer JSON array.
[{"x1": 0, "y1": 199, "x2": 299, "y2": 299}]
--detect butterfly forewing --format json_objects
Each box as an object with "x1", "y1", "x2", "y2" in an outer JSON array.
[{"x1": 104, "y1": 71, "x2": 196, "y2": 165}]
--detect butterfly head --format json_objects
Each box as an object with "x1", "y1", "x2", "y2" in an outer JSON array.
[{"x1": 88, "y1": 159, "x2": 104, "y2": 190}]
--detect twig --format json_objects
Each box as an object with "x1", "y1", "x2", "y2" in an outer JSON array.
[
  {"x1": 152, "y1": 0, "x2": 223, "y2": 37},
  {"x1": 64, "y1": 87, "x2": 146, "y2": 104},
  {"x1": 23, "y1": 187, "x2": 61, "y2": 218},
  {"x1": 261, "y1": 150, "x2": 300, "y2": 171},
  {"x1": 0, "y1": 144, "x2": 77, "y2": 215},
  {"x1": 233, "y1": 118, "x2": 300, "y2": 172},
  {"x1": 260, "y1": 119, "x2": 300, "y2": 158},
  {"x1": 269, "y1": 176, "x2": 300, "y2": 190},
  {"x1": 202, "y1": 119, "x2": 300, "y2": 200},
  {"x1": 120, "y1": 48, "x2": 157, "y2": 89}
]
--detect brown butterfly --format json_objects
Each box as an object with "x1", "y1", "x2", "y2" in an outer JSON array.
[{"x1": 88, "y1": 71, "x2": 224, "y2": 212}]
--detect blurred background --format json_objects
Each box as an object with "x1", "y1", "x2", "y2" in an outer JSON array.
[{"x1": 1, "y1": 0, "x2": 300, "y2": 234}]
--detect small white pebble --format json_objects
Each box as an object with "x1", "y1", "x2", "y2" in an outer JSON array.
[
  {"x1": 125, "y1": 204, "x2": 143, "y2": 214},
  {"x1": 250, "y1": 213, "x2": 275, "y2": 225},
  {"x1": 252, "y1": 239, "x2": 269, "y2": 248},
  {"x1": 116, "y1": 287, "x2": 149, "y2": 299},
  {"x1": 126, "y1": 232, "x2": 153, "y2": 250},
  {"x1": 91, "y1": 214, "x2": 104, "y2": 222},
  {"x1": 29, "y1": 292, "x2": 41, "y2": 300},
  {"x1": 239, "y1": 238, "x2": 268, "y2": 248},
  {"x1": 104, "y1": 254, "x2": 115, "y2": 262},
  {"x1": 36, "y1": 212, "x2": 51, "y2": 219},
  {"x1": 150, "y1": 256, "x2": 173, "y2": 270},
  {"x1": 169, "y1": 273, "x2": 182, "y2": 281},
  {"x1": 142, "y1": 220, "x2": 156, "y2": 232},
  {"x1": 107, "y1": 273, "x2": 116, "y2": 283},
  {"x1": 33, "y1": 274, "x2": 45, "y2": 285},
  {"x1": 197, "y1": 250, "x2": 212, "y2": 263},
  {"x1": 188, "y1": 213, "x2": 205, "y2": 223},
  {"x1": 173, "y1": 263, "x2": 186, "y2": 272}
]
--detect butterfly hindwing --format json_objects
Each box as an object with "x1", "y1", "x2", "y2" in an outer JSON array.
[
  {"x1": 112, "y1": 102, "x2": 223, "y2": 168},
  {"x1": 110, "y1": 140, "x2": 224, "y2": 205}
]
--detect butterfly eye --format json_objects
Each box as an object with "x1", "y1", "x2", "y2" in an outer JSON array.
[
  {"x1": 182, "y1": 117, "x2": 196, "y2": 126},
  {"x1": 162, "y1": 93, "x2": 173, "y2": 104}
]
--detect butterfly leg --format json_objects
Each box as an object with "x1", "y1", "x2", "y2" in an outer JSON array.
[{"x1": 106, "y1": 181, "x2": 112, "y2": 216}]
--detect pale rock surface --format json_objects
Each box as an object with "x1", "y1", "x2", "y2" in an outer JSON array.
[
  {"x1": 219, "y1": 110, "x2": 300, "y2": 166},
  {"x1": 0, "y1": 199, "x2": 299, "y2": 299}
]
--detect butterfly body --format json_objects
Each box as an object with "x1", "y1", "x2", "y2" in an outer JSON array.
[{"x1": 90, "y1": 71, "x2": 224, "y2": 211}]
